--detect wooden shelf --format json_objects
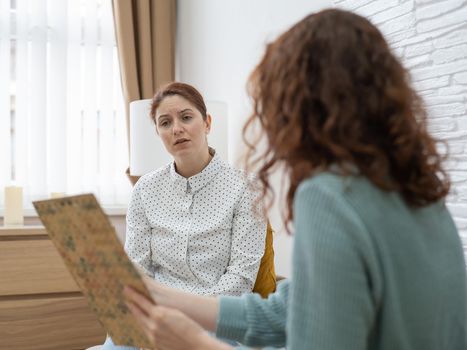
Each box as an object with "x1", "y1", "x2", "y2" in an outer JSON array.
[
  {"x1": 0, "y1": 225, "x2": 47, "y2": 238},
  {"x1": 0, "y1": 225, "x2": 105, "y2": 349}
]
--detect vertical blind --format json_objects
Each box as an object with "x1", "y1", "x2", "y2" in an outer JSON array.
[{"x1": 0, "y1": 0, "x2": 131, "y2": 210}]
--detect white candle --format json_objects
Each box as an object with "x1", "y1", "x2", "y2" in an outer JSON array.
[
  {"x1": 4, "y1": 186, "x2": 24, "y2": 226},
  {"x1": 50, "y1": 192, "x2": 66, "y2": 199}
]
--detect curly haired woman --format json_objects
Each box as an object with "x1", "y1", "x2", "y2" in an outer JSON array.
[{"x1": 123, "y1": 9, "x2": 467, "y2": 350}]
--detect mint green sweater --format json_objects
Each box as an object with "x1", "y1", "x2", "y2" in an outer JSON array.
[{"x1": 217, "y1": 173, "x2": 467, "y2": 349}]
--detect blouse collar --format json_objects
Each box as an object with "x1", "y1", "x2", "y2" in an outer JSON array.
[{"x1": 169, "y1": 147, "x2": 223, "y2": 194}]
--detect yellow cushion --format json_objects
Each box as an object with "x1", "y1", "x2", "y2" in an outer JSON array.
[{"x1": 252, "y1": 221, "x2": 276, "y2": 298}]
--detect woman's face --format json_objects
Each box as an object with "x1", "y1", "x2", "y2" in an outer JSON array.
[{"x1": 155, "y1": 95, "x2": 211, "y2": 160}]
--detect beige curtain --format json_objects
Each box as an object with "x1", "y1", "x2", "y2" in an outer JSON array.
[{"x1": 112, "y1": 0, "x2": 176, "y2": 184}]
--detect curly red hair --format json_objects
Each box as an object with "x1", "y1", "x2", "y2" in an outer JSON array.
[{"x1": 243, "y1": 9, "x2": 450, "y2": 229}]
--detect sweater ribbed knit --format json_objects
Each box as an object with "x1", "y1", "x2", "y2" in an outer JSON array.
[{"x1": 217, "y1": 173, "x2": 467, "y2": 350}]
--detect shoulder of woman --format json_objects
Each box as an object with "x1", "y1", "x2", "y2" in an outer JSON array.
[
  {"x1": 296, "y1": 172, "x2": 346, "y2": 196},
  {"x1": 135, "y1": 164, "x2": 171, "y2": 188},
  {"x1": 220, "y1": 163, "x2": 254, "y2": 183},
  {"x1": 294, "y1": 172, "x2": 370, "y2": 211}
]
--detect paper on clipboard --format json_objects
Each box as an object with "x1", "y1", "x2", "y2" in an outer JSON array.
[{"x1": 33, "y1": 193, "x2": 153, "y2": 349}]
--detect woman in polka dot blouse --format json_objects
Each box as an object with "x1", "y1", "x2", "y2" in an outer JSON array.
[{"x1": 102, "y1": 82, "x2": 267, "y2": 349}]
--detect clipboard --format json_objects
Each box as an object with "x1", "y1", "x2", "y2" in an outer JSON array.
[{"x1": 33, "y1": 193, "x2": 153, "y2": 349}]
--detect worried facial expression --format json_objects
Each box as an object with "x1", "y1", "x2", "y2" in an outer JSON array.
[{"x1": 155, "y1": 95, "x2": 211, "y2": 160}]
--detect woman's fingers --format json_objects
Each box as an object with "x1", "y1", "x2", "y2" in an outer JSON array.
[
  {"x1": 142, "y1": 275, "x2": 154, "y2": 286},
  {"x1": 125, "y1": 287, "x2": 220, "y2": 350},
  {"x1": 141, "y1": 276, "x2": 165, "y2": 302},
  {"x1": 126, "y1": 300, "x2": 149, "y2": 324},
  {"x1": 124, "y1": 287, "x2": 162, "y2": 346},
  {"x1": 125, "y1": 286, "x2": 155, "y2": 310},
  {"x1": 126, "y1": 301, "x2": 156, "y2": 339}
]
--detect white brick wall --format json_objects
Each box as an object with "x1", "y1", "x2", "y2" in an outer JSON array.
[{"x1": 333, "y1": 0, "x2": 467, "y2": 260}]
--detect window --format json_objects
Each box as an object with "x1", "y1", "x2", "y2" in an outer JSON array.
[{"x1": 0, "y1": 0, "x2": 131, "y2": 212}]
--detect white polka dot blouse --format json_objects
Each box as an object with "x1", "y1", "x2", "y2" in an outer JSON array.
[{"x1": 125, "y1": 150, "x2": 267, "y2": 296}]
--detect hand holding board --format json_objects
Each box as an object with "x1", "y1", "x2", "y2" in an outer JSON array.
[{"x1": 33, "y1": 194, "x2": 153, "y2": 348}]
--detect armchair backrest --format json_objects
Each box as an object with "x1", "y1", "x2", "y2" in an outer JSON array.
[{"x1": 252, "y1": 221, "x2": 276, "y2": 298}]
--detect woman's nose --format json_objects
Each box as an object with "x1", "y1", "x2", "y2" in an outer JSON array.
[{"x1": 172, "y1": 121, "x2": 184, "y2": 135}]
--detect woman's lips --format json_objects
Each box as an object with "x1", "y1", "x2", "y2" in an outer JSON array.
[{"x1": 174, "y1": 139, "x2": 190, "y2": 145}]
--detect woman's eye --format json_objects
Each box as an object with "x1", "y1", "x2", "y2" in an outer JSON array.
[
  {"x1": 160, "y1": 121, "x2": 170, "y2": 128},
  {"x1": 182, "y1": 115, "x2": 192, "y2": 121}
]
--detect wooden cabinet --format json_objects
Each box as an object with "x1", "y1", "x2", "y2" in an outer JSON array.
[{"x1": 0, "y1": 226, "x2": 106, "y2": 350}]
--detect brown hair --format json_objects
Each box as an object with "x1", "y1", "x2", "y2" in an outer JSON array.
[
  {"x1": 150, "y1": 82, "x2": 207, "y2": 124},
  {"x1": 243, "y1": 9, "x2": 450, "y2": 229}
]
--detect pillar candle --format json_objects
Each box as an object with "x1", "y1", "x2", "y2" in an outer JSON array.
[
  {"x1": 50, "y1": 192, "x2": 66, "y2": 199},
  {"x1": 4, "y1": 186, "x2": 24, "y2": 226}
]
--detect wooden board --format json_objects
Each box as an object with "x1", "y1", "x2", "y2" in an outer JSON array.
[
  {"x1": 33, "y1": 194, "x2": 153, "y2": 349},
  {"x1": 0, "y1": 295, "x2": 105, "y2": 350}
]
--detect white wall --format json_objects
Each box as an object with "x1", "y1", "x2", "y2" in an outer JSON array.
[
  {"x1": 177, "y1": 0, "x2": 332, "y2": 277},
  {"x1": 333, "y1": 0, "x2": 467, "y2": 263}
]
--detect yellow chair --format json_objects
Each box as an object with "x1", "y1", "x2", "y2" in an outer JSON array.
[{"x1": 252, "y1": 221, "x2": 277, "y2": 298}]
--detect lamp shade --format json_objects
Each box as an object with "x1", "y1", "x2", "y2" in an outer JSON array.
[{"x1": 129, "y1": 99, "x2": 228, "y2": 176}]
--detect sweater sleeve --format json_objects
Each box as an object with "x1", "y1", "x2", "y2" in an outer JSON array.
[
  {"x1": 289, "y1": 180, "x2": 376, "y2": 350},
  {"x1": 216, "y1": 280, "x2": 288, "y2": 348}
]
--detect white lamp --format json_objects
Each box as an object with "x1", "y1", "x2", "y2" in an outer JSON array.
[{"x1": 129, "y1": 99, "x2": 229, "y2": 176}]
